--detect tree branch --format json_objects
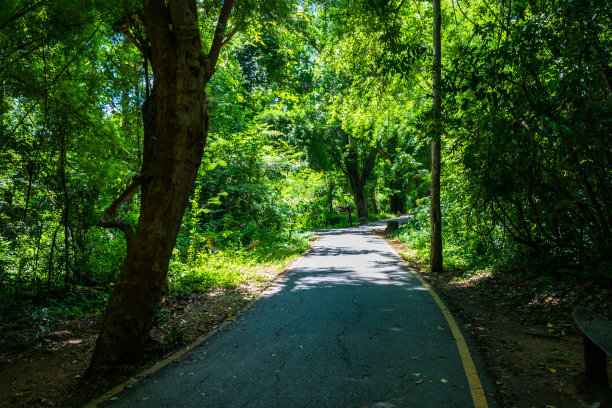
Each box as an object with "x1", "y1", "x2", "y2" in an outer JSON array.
[
  {"x1": 121, "y1": 11, "x2": 152, "y2": 61},
  {"x1": 96, "y1": 170, "x2": 154, "y2": 248},
  {"x1": 206, "y1": 0, "x2": 235, "y2": 77},
  {"x1": 221, "y1": 26, "x2": 239, "y2": 47},
  {"x1": 97, "y1": 219, "x2": 135, "y2": 248}
]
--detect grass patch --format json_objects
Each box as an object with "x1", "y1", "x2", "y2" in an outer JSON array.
[
  {"x1": 0, "y1": 231, "x2": 314, "y2": 332},
  {"x1": 393, "y1": 226, "x2": 429, "y2": 266},
  {"x1": 169, "y1": 231, "x2": 313, "y2": 293}
]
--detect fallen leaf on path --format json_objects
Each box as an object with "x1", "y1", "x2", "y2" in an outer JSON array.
[{"x1": 415, "y1": 379, "x2": 424, "y2": 385}]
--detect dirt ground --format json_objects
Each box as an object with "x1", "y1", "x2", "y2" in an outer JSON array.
[
  {"x1": 1, "y1": 232, "x2": 611, "y2": 408},
  {"x1": 0, "y1": 266, "x2": 286, "y2": 408}
]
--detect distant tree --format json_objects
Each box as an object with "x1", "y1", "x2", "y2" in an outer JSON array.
[{"x1": 320, "y1": 122, "x2": 378, "y2": 221}]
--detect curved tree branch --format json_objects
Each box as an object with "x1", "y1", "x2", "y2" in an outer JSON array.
[
  {"x1": 205, "y1": 0, "x2": 235, "y2": 81},
  {"x1": 96, "y1": 170, "x2": 154, "y2": 248}
]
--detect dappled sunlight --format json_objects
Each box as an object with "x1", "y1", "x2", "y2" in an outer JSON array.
[
  {"x1": 260, "y1": 230, "x2": 427, "y2": 295},
  {"x1": 262, "y1": 229, "x2": 434, "y2": 294},
  {"x1": 287, "y1": 258, "x2": 422, "y2": 291},
  {"x1": 288, "y1": 269, "x2": 425, "y2": 291},
  {"x1": 306, "y1": 246, "x2": 384, "y2": 257},
  {"x1": 292, "y1": 268, "x2": 364, "y2": 290},
  {"x1": 260, "y1": 265, "x2": 422, "y2": 295},
  {"x1": 260, "y1": 283, "x2": 286, "y2": 298},
  {"x1": 452, "y1": 270, "x2": 494, "y2": 287}
]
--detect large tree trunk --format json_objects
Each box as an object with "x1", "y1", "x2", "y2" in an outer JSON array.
[
  {"x1": 87, "y1": 0, "x2": 234, "y2": 374},
  {"x1": 348, "y1": 173, "x2": 368, "y2": 220},
  {"x1": 429, "y1": 0, "x2": 443, "y2": 272}
]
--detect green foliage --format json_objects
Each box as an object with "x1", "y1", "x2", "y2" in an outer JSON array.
[
  {"x1": 169, "y1": 231, "x2": 313, "y2": 293},
  {"x1": 0, "y1": 2, "x2": 141, "y2": 315},
  {"x1": 388, "y1": 0, "x2": 612, "y2": 279},
  {"x1": 2, "y1": 0, "x2": 611, "y2": 333},
  {"x1": 443, "y1": 0, "x2": 612, "y2": 277}
]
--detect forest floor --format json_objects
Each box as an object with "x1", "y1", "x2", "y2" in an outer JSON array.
[
  {"x1": 0, "y1": 264, "x2": 297, "y2": 408},
  {"x1": 1, "y1": 230, "x2": 611, "y2": 408}
]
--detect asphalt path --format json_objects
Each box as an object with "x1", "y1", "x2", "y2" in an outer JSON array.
[{"x1": 100, "y1": 220, "x2": 497, "y2": 408}]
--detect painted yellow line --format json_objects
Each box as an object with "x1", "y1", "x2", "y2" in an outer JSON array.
[
  {"x1": 377, "y1": 234, "x2": 489, "y2": 408},
  {"x1": 82, "y1": 234, "x2": 320, "y2": 408}
]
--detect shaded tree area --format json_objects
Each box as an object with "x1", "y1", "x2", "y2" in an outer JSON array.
[
  {"x1": 0, "y1": 0, "x2": 610, "y2": 380},
  {"x1": 1, "y1": 0, "x2": 143, "y2": 310},
  {"x1": 444, "y1": 0, "x2": 612, "y2": 276}
]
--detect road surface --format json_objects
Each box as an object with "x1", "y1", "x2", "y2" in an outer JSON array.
[{"x1": 99, "y1": 221, "x2": 497, "y2": 407}]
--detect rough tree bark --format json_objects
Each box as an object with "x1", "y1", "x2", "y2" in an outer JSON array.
[
  {"x1": 87, "y1": 0, "x2": 235, "y2": 374},
  {"x1": 348, "y1": 174, "x2": 369, "y2": 220},
  {"x1": 429, "y1": 0, "x2": 443, "y2": 272}
]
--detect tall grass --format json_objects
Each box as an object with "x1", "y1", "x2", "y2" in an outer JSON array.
[{"x1": 168, "y1": 231, "x2": 314, "y2": 293}]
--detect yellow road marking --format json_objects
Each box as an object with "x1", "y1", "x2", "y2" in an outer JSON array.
[
  {"x1": 82, "y1": 236, "x2": 320, "y2": 408},
  {"x1": 377, "y1": 234, "x2": 489, "y2": 408}
]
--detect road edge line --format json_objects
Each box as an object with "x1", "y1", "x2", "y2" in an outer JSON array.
[
  {"x1": 82, "y1": 233, "x2": 320, "y2": 408},
  {"x1": 375, "y1": 233, "x2": 490, "y2": 408}
]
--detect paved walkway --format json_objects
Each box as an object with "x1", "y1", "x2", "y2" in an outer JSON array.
[{"x1": 100, "y1": 223, "x2": 497, "y2": 407}]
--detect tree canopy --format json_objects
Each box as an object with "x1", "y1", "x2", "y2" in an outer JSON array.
[{"x1": 0, "y1": 0, "x2": 610, "y2": 374}]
